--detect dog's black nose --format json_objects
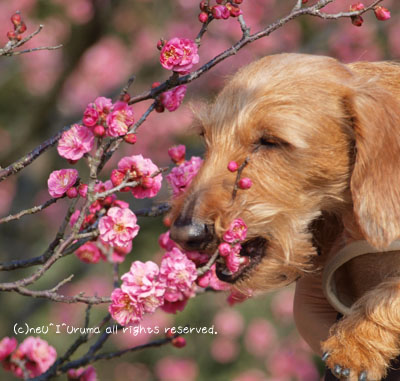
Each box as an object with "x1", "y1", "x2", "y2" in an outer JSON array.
[{"x1": 170, "y1": 216, "x2": 214, "y2": 252}]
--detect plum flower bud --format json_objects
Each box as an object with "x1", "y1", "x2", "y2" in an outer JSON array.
[
  {"x1": 351, "y1": 15, "x2": 364, "y2": 27},
  {"x1": 124, "y1": 133, "x2": 137, "y2": 144},
  {"x1": 157, "y1": 38, "x2": 166, "y2": 51},
  {"x1": 238, "y1": 177, "x2": 252, "y2": 189},
  {"x1": 11, "y1": 13, "x2": 22, "y2": 26},
  {"x1": 233, "y1": 0, "x2": 243, "y2": 3},
  {"x1": 18, "y1": 22, "x2": 27, "y2": 33},
  {"x1": 66, "y1": 187, "x2": 78, "y2": 199},
  {"x1": 218, "y1": 242, "x2": 232, "y2": 257},
  {"x1": 78, "y1": 184, "x2": 88, "y2": 198},
  {"x1": 172, "y1": 337, "x2": 187, "y2": 348},
  {"x1": 212, "y1": 5, "x2": 230, "y2": 19},
  {"x1": 93, "y1": 125, "x2": 106, "y2": 137},
  {"x1": 48, "y1": 169, "x2": 79, "y2": 198},
  {"x1": 83, "y1": 106, "x2": 99, "y2": 127},
  {"x1": 198, "y1": 12, "x2": 208, "y2": 23},
  {"x1": 160, "y1": 38, "x2": 199, "y2": 74},
  {"x1": 350, "y1": 2, "x2": 364, "y2": 11},
  {"x1": 7, "y1": 31, "x2": 17, "y2": 41},
  {"x1": 374, "y1": 6, "x2": 391, "y2": 21},
  {"x1": 160, "y1": 86, "x2": 187, "y2": 112},
  {"x1": 168, "y1": 145, "x2": 186, "y2": 164},
  {"x1": 227, "y1": 161, "x2": 239, "y2": 172},
  {"x1": 199, "y1": 0, "x2": 208, "y2": 11},
  {"x1": 226, "y1": 3, "x2": 242, "y2": 17}
]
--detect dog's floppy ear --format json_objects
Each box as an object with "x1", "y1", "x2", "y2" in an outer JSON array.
[{"x1": 349, "y1": 81, "x2": 400, "y2": 249}]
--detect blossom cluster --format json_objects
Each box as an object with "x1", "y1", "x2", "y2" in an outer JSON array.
[
  {"x1": 166, "y1": 145, "x2": 203, "y2": 197},
  {"x1": 110, "y1": 154, "x2": 163, "y2": 199},
  {"x1": 218, "y1": 218, "x2": 248, "y2": 273},
  {"x1": 109, "y1": 249, "x2": 198, "y2": 326},
  {"x1": 6, "y1": 12, "x2": 27, "y2": 42},
  {"x1": 0, "y1": 336, "x2": 57, "y2": 379},
  {"x1": 350, "y1": 2, "x2": 391, "y2": 27},
  {"x1": 198, "y1": 0, "x2": 243, "y2": 24}
]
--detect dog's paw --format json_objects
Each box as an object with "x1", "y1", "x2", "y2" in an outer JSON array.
[{"x1": 321, "y1": 320, "x2": 392, "y2": 381}]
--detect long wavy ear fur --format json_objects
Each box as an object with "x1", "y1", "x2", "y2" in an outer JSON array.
[{"x1": 350, "y1": 81, "x2": 400, "y2": 249}]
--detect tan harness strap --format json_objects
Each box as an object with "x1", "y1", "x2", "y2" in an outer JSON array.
[{"x1": 322, "y1": 240, "x2": 400, "y2": 316}]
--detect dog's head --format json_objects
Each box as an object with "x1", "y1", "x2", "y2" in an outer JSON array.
[{"x1": 169, "y1": 53, "x2": 400, "y2": 293}]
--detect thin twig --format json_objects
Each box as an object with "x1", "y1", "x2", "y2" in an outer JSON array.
[
  {"x1": 197, "y1": 249, "x2": 219, "y2": 276},
  {"x1": 5, "y1": 45, "x2": 63, "y2": 56},
  {"x1": 0, "y1": 197, "x2": 62, "y2": 224},
  {"x1": 232, "y1": 157, "x2": 249, "y2": 201}
]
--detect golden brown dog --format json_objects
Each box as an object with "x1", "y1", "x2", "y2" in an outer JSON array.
[{"x1": 169, "y1": 53, "x2": 400, "y2": 381}]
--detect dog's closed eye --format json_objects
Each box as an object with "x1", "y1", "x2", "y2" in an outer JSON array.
[{"x1": 254, "y1": 135, "x2": 289, "y2": 151}]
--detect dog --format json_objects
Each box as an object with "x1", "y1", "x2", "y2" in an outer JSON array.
[{"x1": 168, "y1": 53, "x2": 400, "y2": 380}]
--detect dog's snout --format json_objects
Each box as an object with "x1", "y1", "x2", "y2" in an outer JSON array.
[{"x1": 170, "y1": 216, "x2": 214, "y2": 252}]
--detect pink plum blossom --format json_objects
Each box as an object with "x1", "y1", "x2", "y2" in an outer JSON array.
[
  {"x1": 168, "y1": 144, "x2": 186, "y2": 164},
  {"x1": 0, "y1": 337, "x2": 17, "y2": 361},
  {"x1": 48, "y1": 169, "x2": 79, "y2": 198},
  {"x1": 106, "y1": 101, "x2": 134, "y2": 137},
  {"x1": 160, "y1": 38, "x2": 199, "y2": 74},
  {"x1": 121, "y1": 261, "x2": 159, "y2": 296},
  {"x1": 121, "y1": 261, "x2": 165, "y2": 314},
  {"x1": 12, "y1": 337, "x2": 57, "y2": 378},
  {"x1": 166, "y1": 156, "x2": 203, "y2": 197},
  {"x1": 75, "y1": 242, "x2": 101, "y2": 264},
  {"x1": 159, "y1": 247, "x2": 197, "y2": 303},
  {"x1": 109, "y1": 288, "x2": 143, "y2": 326},
  {"x1": 98, "y1": 207, "x2": 139, "y2": 248},
  {"x1": 67, "y1": 365, "x2": 97, "y2": 381},
  {"x1": 94, "y1": 96, "x2": 113, "y2": 116},
  {"x1": 117, "y1": 154, "x2": 162, "y2": 199},
  {"x1": 160, "y1": 86, "x2": 187, "y2": 112},
  {"x1": 223, "y1": 218, "x2": 247, "y2": 243},
  {"x1": 57, "y1": 124, "x2": 94, "y2": 161}
]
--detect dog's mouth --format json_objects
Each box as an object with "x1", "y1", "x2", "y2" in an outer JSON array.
[{"x1": 215, "y1": 237, "x2": 268, "y2": 283}]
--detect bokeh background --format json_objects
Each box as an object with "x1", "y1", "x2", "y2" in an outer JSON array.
[{"x1": 0, "y1": 0, "x2": 399, "y2": 380}]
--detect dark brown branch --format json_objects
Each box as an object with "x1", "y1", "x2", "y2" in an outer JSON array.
[{"x1": 0, "y1": 125, "x2": 71, "y2": 182}]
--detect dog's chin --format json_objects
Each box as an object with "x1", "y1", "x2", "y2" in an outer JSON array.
[{"x1": 215, "y1": 237, "x2": 268, "y2": 283}]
